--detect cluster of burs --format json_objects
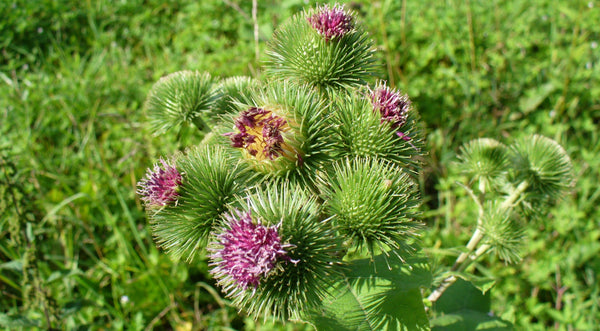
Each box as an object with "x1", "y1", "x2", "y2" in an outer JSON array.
[{"x1": 136, "y1": 3, "x2": 573, "y2": 324}]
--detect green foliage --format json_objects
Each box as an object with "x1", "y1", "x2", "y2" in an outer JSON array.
[
  {"x1": 430, "y1": 279, "x2": 512, "y2": 330},
  {"x1": 306, "y1": 255, "x2": 431, "y2": 331}
]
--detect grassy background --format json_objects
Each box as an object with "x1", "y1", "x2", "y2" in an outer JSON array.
[{"x1": 1, "y1": 0, "x2": 598, "y2": 329}]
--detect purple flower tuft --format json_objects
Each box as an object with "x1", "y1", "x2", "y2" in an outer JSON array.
[
  {"x1": 225, "y1": 107, "x2": 298, "y2": 162},
  {"x1": 307, "y1": 4, "x2": 354, "y2": 42},
  {"x1": 371, "y1": 83, "x2": 411, "y2": 130},
  {"x1": 209, "y1": 210, "x2": 291, "y2": 290},
  {"x1": 234, "y1": 107, "x2": 268, "y2": 131},
  {"x1": 137, "y1": 158, "x2": 182, "y2": 207},
  {"x1": 370, "y1": 82, "x2": 419, "y2": 146},
  {"x1": 261, "y1": 116, "x2": 287, "y2": 160}
]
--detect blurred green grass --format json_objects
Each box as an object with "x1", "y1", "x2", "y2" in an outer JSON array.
[{"x1": 1, "y1": 0, "x2": 598, "y2": 329}]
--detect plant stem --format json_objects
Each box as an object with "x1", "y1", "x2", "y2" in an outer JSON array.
[
  {"x1": 192, "y1": 116, "x2": 206, "y2": 131},
  {"x1": 427, "y1": 181, "x2": 529, "y2": 305},
  {"x1": 500, "y1": 180, "x2": 529, "y2": 210}
]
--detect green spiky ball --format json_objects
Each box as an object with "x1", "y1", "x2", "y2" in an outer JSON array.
[
  {"x1": 144, "y1": 71, "x2": 219, "y2": 134},
  {"x1": 221, "y1": 184, "x2": 343, "y2": 321},
  {"x1": 148, "y1": 145, "x2": 248, "y2": 262},
  {"x1": 332, "y1": 90, "x2": 424, "y2": 173},
  {"x1": 510, "y1": 134, "x2": 574, "y2": 201},
  {"x1": 320, "y1": 157, "x2": 421, "y2": 260},
  {"x1": 457, "y1": 138, "x2": 510, "y2": 193},
  {"x1": 266, "y1": 5, "x2": 376, "y2": 94}
]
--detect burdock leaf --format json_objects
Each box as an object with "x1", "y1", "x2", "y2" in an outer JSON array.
[
  {"x1": 305, "y1": 255, "x2": 431, "y2": 331},
  {"x1": 430, "y1": 310, "x2": 513, "y2": 331},
  {"x1": 430, "y1": 279, "x2": 513, "y2": 330}
]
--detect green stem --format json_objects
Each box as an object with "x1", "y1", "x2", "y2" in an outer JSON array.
[
  {"x1": 500, "y1": 180, "x2": 529, "y2": 211},
  {"x1": 427, "y1": 181, "x2": 530, "y2": 305},
  {"x1": 192, "y1": 116, "x2": 207, "y2": 131}
]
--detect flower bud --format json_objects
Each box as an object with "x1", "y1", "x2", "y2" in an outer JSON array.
[
  {"x1": 321, "y1": 157, "x2": 421, "y2": 260},
  {"x1": 137, "y1": 158, "x2": 182, "y2": 208},
  {"x1": 266, "y1": 5, "x2": 376, "y2": 93},
  {"x1": 144, "y1": 71, "x2": 219, "y2": 134},
  {"x1": 210, "y1": 184, "x2": 342, "y2": 321},
  {"x1": 209, "y1": 210, "x2": 292, "y2": 291},
  {"x1": 307, "y1": 4, "x2": 354, "y2": 42}
]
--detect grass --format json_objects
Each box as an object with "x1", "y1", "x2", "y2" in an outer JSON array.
[{"x1": 1, "y1": 0, "x2": 599, "y2": 329}]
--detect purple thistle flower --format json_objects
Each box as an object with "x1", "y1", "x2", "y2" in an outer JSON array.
[
  {"x1": 307, "y1": 4, "x2": 354, "y2": 42},
  {"x1": 370, "y1": 83, "x2": 419, "y2": 150},
  {"x1": 225, "y1": 107, "x2": 299, "y2": 162},
  {"x1": 262, "y1": 116, "x2": 287, "y2": 160},
  {"x1": 209, "y1": 210, "x2": 292, "y2": 290},
  {"x1": 225, "y1": 131, "x2": 257, "y2": 150},
  {"x1": 137, "y1": 158, "x2": 182, "y2": 207},
  {"x1": 235, "y1": 107, "x2": 268, "y2": 130},
  {"x1": 371, "y1": 83, "x2": 411, "y2": 129}
]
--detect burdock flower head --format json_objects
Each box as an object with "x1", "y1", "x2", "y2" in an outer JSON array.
[
  {"x1": 137, "y1": 158, "x2": 183, "y2": 208},
  {"x1": 224, "y1": 106, "x2": 302, "y2": 172},
  {"x1": 209, "y1": 210, "x2": 292, "y2": 292},
  {"x1": 307, "y1": 4, "x2": 354, "y2": 42},
  {"x1": 370, "y1": 82, "x2": 412, "y2": 141}
]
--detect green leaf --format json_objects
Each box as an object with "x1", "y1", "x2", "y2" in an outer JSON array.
[
  {"x1": 0, "y1": 313, "x2": 42, "y2": 328},
  {"x1": 518, "y1": 82, "x2": 556, "y2": 114},
  {"x1": 452, "y1": 273, "x2": 496, "y2": 295},
  {"x1": 306, "y1": 255, "x2": 431, "y2": 331},
  {"x1": 61, "y1": 299, "x2": 94, "y2": 317},
  {"x1": 430, "y1": 310, "x2": 513, "y2": 331},
  {"x1": 434, "y1": 278, "x2": 490, "y2": 314},
  {"x1": 431, "y1": 279, "x2": 513, "y2": 330},
  {"x1": 0, "y1": 260, "x2": 22, "y2": 271}
]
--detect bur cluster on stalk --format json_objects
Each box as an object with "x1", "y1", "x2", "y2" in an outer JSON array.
[
  {"x1": 135, "y1": 2, "x2": 573, "y2": 329},
  {"x1": 427, "y1": 135, "x2": 574, "y2": 307}
]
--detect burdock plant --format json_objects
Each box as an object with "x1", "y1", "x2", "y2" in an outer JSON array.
[{"x1": 137, "y1": 3, "x2": 573, "y2": 330}]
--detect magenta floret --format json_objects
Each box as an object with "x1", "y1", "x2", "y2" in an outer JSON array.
[
  {"x1": 137, "y1": 158, "x2": 183, "y2": 207},
  {"x1": 307, "y1": 4, "x2": 354, "y2": 42},
  {"x1": 209, "y1": 210, "x2": 291, "y2": 290},
  {"x1": 371, "y1": 83, "x2": 411, "y2": 129}
]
